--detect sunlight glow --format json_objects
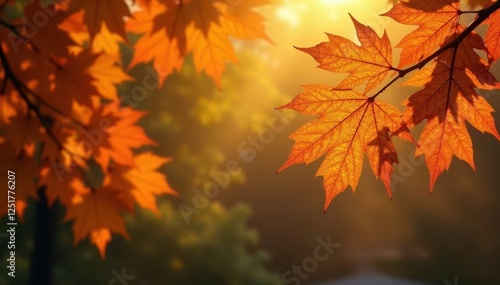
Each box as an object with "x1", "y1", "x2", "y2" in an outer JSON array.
[
  {"x1": 276, "y1": 2, "x2": 308, "y2": 27},
  {"x1": 272, "y1": 0, "x2": 390, "y2": 46},
  {"x1": 319, "y1": 0, "x2": 350, "y2": 5},
  {"x1": 275, "y1": 0, "x2": 363, "y2": 28}
]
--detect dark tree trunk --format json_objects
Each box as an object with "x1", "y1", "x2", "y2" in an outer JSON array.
[{"x1": 28, "y1": 187, "x2": 56, "y2": 285}]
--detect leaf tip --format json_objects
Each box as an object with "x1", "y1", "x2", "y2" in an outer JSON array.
[
  {"x1": 294, "y1": 45, "x2": 308, "y2": 53},
  {"x1": 348, "y1": 13, "x2": 359, "y2": 24}
]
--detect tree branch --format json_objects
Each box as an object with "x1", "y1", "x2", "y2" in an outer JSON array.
[
  {"x1": 0, "y1": 43, "x2": 94, "y2": 189},
  {"x1": 0, "y1": 19, "x2": 88, "y2": 128},
  {"x1": 20, "y1": 83, "x2": 86, "y2": 128},
  {"x1": 370, "y1": 1, "x2": 500, "y2": 99}
]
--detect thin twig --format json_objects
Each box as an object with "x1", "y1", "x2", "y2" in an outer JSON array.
[
  {"x1": 0, "y1": 18, "x2": 87, "y2": 128},
  {"x1": 20, "y1": 84, "x2": 86, "y2": 128},
  {"x1": 370, "y1": 1, "x2": 500, "y2": 99},
  {"x1": 0, "y1": 18, "x2": 29, "y2": 41}
]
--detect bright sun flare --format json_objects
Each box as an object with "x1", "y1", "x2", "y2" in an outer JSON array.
[
  {"x1": 276, "y1": 0, "x2": 358, "y2": 27},
  {"x1": 274, "y1": 0, "x2": 394, "y2": 46}
]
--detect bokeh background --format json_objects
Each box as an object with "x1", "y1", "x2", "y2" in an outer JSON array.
[{"x1": 2, "y1": 0, "x2": 499, "y2": 284}]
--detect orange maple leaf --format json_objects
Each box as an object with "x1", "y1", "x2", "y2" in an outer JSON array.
[
  {"x1": 68, "y1": 0, "x2": 131, "y2": 41},
  {"x1": 382, "y1": 0, "x2": 461, "y2": 68},
  {"x1": 85, "y1": 102, "x2": 156, "y2": 170},
  {"x1": 104, "y1": 152, "x2": 177, "y2": 215},
  {"x1": 186, "y1": 23, "x2": 238, "y2": 86},
  {"x1": 64, "y1": 187, "x2": 130, "y2": 258},
  {"x1": 281, "y1": 0, "x2": 500, "y2": 207},
  {"x1": 88, "y1": 53, "x2": 133, "y2": 100},
  {"x1": 485, "y1": 4, "x2": 500, "y2": 63},
  {"x1": 277, "y1": 85, "x2": 414, "y2": 210},
  {"x1": 217, "y1": 0, "x2": 273, "y2": 42},
  {"x1": 126, "y1": 0, "x2": 184, "y2": 85},
  {"x1": 92, "y1": 24, "x2": 125, "y2": 55},
  {"x1": 297, "y1": 15, "x2": 393, "y2": 94},
  {"x1": 38, "y1": 162, "x2": 89, "y2": 207},
  {"x1": 127, "y1": 0, "x2": 271, "y2": 86},
  {"x1": 402, "y1": 32, "x2": 500, "y2": 190},
  {"x1": 30, "y1": 50, "x2": 131, "y2": 115},
  {"x1": 60, "y1": 11, "x2": 126, "y2": 55},
  {"x1": 40, "y1": 118, "x2": 92, "y2": 169}
]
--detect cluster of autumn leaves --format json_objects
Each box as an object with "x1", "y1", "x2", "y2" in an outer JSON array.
[
  {"x1": 0, "y1": 0, "x2": 499, "y2": 259},
  {"x1": 0, "y1": 0, "x2": 271, "y2": 257},
  {"x1": 277, "y1": 0, "x2": 500, "y2": 210}
]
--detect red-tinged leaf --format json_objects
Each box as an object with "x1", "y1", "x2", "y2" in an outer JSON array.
[
  {"x1": 277, "y1": 85, "x2": 414, "y2": 210},
  {"x1": 64, "y1": 187, "x2": 130, "y2": 259},
  {"x1": 104, "y1": 152, "x2": 176, "y2": 215},
  {"x1": 44, "y1": 51, "x2": 99, "y2": 114},
  {"x1": 2, "y1": 112, "x2": 43, "y2": 154},
  {"x1": 69, "y1": 0, "x2": 131, "y2": 41},
  {"x1": 0, "y1": 90, "x2": 25, "y2": 126},
  {"x1": 0, "y1": 142, "x2": 38, "y2": 220},
  {"x1": 37, "y1": 50, "x2": 131, "y2": 115},
  {"x1": 23, "y1": 2, "x2": 74, "y2": 57},
  {"x1": 1, "y1": 30, "x2": 53, "y2": 94},
  {"x1": 297, "y1": 15, "x2": 393, "y2": 94},
  {"x1": 403, "y1": 42, "x2": 500, "y2": 190}
]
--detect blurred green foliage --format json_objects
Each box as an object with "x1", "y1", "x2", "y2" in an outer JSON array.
[
  {"x1": 1, "y1": 200, "x2": 281, "y2": 284},
  {"x1": 51, "y1": 202, "x2": 281, "y2": 285}
]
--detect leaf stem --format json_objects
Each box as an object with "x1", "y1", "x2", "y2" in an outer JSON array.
[{"x1": 459, "y1": 10, "x2": 480, "y2": 15}]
